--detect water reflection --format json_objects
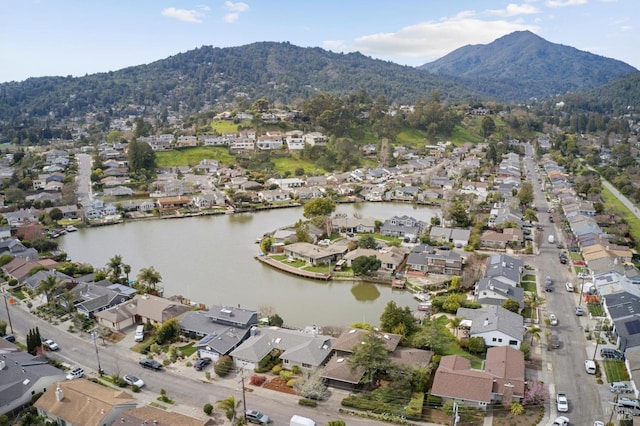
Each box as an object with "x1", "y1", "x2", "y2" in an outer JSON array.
[{"x1": 350, "y1": 281, "x2": 381, "y2": 302}]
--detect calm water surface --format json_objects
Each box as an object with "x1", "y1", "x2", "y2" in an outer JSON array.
[{"x1": 59, "y1": 203, "x2": 439, "y2": 328}]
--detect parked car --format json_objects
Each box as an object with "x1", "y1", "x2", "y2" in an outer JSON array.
[
  {"x1": 139, "y1": 359, "x2": 162, "y2": 370},
  {"x1": 66, "y1": 367, "x2": 84, "y2": 380},
  {"x1": 601, "y1": 348, "x2": 625, "y2": 360},
  {"x1": 194, "y1": 358, "x2": 212, "y2": 371},
  {"x1": 2, "y1": 334, "x2": 15, "y2": 343},
  {"x1": 609, "y1": 382, "x2": 632, "y2": 393},
  {"x1": 559, "y1": 256, "x2": 567, "y2": 264},
  {"x1": 575, "y1": 306, "x2": 585, "y2": 316},
  {"x1": 565, "y1": 282, "x2": 574, "y2": 292},
  {"x1": 545, "y1": 284, "x2": 554, "y2": 292},
  {"x1": 42, "y1": 338, "x2": 59, "y2": 351},
  {"x1": 549, "y1": 314, "x2": 558, "y2": 326},
  {"x1": 123, "y1": 374, "x2": 145, "y2": 388},
  {"x1": 585, "y1": 359, "x2": 596, "y2": 374},
  {"x1": 245, "y1": 409, "x2": 270, "y2": 424}
]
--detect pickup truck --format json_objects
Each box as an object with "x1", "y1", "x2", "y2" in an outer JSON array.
[{"x1": 556, "y1": 392, "x2": 569, "y2": 412}]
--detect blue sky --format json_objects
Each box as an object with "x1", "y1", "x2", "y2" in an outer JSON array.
[{"x1": 1, "y1": 0, "x2": 638, "y2": 83}]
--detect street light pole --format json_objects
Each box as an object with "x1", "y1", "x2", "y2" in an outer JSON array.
[
  {"x1": 92, "y1": 331, "x2": 103, "y2": 376},
  {"x1": 2, "y1": 287, "x2": 14, "y2": 334}
]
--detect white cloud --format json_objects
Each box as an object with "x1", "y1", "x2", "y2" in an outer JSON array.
[
  {"x1": 223, "y1": 1, "x2": 249, "y2": 23},
  {"x1": 348, "y1": 18, "x2": 537, "y2": 62},
  {"x1": 322, "y1": 40, "x2": 346, "y2": 52},
  {"x1": 161, "y1": 7, "x2": 204, "y2": 23},
  {"x1": 546, "y1": 0, "x2": 587, "y2": 7},
  {"x1": 488, "y1": 3, "x2": 540, "y2": 17}
]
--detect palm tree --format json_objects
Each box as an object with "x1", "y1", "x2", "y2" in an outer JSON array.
[
  {"x1": 123, "y1": 264, "x2": 131, "y2": 284},
  {"x1": 107, "y1": 255, "x2": 123, "y2": 282},
  {"x1": 448, "y1": 317, "x2": 462, "y2": 337},
  {"x1": 58, "y1": 289, "x2": 76, "y2": 313},
  {"x1": 215, "y1": 395, "x2": 241, "y2": 423},
  {"x1": 36, "y1": 274, "x2": 61, "y2": 307},
  {"x1": 525, "y1": 326, "x2": 542, "y2": 345},
  {"x1": 137, "y1": 266, "x2": 162, "y2": 294},
  {"x1": 524, "y1": 292, "x2": 545, "y2": 313}
]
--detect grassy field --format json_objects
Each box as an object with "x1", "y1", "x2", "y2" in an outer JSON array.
[
  {"x1": 156, "y1": 146, "x2": 234, "y2": 167},
  {"x1": 272, "y1": 156, "x2": 326, "y2": 175},
  {"x1": 601, "y1": 186, "x2": 640, "y2": 242},
  {"x1": 601, "y1": 360, "x2": 629, "y2": 382},
  {"x1": 521, "y1": 282, "x2": 537, "y2": 292}
]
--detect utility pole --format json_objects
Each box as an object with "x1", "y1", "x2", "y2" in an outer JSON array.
[
  {"x1": 452, "y1": 402, "x2": 460, "y2": 426},
  {"x1": 2, "y1": 287, "x2": 14, "y2": 334},
  {"x1": 91, "y1": 330, "x2": 103, "y2": 376},
  {"x1": 240, "y1": 369, "x2": 247, "y2": 423}
]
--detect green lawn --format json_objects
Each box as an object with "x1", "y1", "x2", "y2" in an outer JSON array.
[
  {"x1": 588, "y1": 303, "x2": 604, "y2": 317},
  {"x1": 272, "y1": 156, "x2": 326, "y2": 175},
  {"x1": 522, "y1": 307, "x2": 537, "y2": 320},
  {"x1": 178, "y1": 342, "x2": 197, "y2": 357},
  {"x1": 442, "y1": 342, "x2": 485, "y2": 369},
  {"x1": 521, "y1": 282, "x2": 537, "y2": 292},
  {"x1": 522, "y1": 274, "x2": 535, "y2": 282},
  {"x1": 156, "y1": 146, "x2": 234, "y2": 167},
  {"x1": 601, "y1": 186, "x2": 640, "y2": 243},
  {"x1": 8, "y1": 287, "x2": 26, "y2": 300},
  {"x1": 602, "y1": 360, "x2": 629, "y2": 382}
]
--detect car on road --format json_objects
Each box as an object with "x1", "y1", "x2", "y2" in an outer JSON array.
[
  {"x1": 245, "y1": 409, "x2": 270, "y2": 424},
  {"x1": 585, "y1": 359, "x2": 597, "y2": 374},
  {"x1": 42, "y1": 338, "x2": 59, "y2": 351},
  {"x1": 550, "y1": 334, "x2": 560, "y2": 349},
  {"x1": 66, "y1": 367, "x2": 84, "y2": 380},
  {"x1": 139, "y1": 359, "x2": 162, "y2": 370},
  {"x1": 194, "y1": 358, "x2": 212, "y2": 371},
  {"x1": 575, "y1": 306, "x2": 585, "y2": 316},
  {"x1": 559, "y1": 256, "x2": 567, "y2": 264},
  {"x1": 565, "y1": 282, "x2": 574, "y2": 292},
  {"x1": 552, "y1": 416, "x2": 569, "y2": 426},
  {"x1": 123, "y1": 374, "x2": 145, "y2": 388},
  {"x1": 545, "y1": 284, "x2": 553, "y2": 292},
  {"x1": 549, "y1": 314, "x2": 558, "y2": 326},
  {"x1": 2, "y1": 334, "x2": 15, "y2": 342}
]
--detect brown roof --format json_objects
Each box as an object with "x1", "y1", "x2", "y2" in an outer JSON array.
[
  {"x1": 431, "y1": 355, "x2": 494, "y2": 403},
  {"x1": 484, "y1": 346, "x2": 525, "y2": 397},
  {"x1": 320, "y1": 353, "x2": 365, "y2": 384},
  {"x1": 114, "y1": 406, "x2": 215, "y2": 426},
  {"x1": 134, "y1": 294, "x2": 189, "y2": 323},
  {"x1": 332, "y1": 328, "x2": 401, "y2": 354},
  {"x1": 389, "y1": 347, "x2": 433, "y2": 369},
  {"x1": 94, "y1": 300, "x2": 138, "y2": 323},
  {"x1": 35, "y1": 379, "x2": 136, "y2": 426}
]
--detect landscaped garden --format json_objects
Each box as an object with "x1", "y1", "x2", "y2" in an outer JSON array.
[{"x1": 602, "y1": 360, "x2": 630, "y2": 382}]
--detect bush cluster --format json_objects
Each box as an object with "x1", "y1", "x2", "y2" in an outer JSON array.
[
  {"x1": 298, "y1": 398, "x2": 317, "y2": 407},
  {"x1": 250, "y1": 375, "x2": 266, "y2": 386}
]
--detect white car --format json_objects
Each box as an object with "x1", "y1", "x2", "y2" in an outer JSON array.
[
  {"x1": 66, "y1": 367, "x2": 84, "y2": 380},
  {"x1": 556, "y1": 393, "x2": 569, "y2": 412},
  {"x1": 549, "y1": 314, "x2": 558, "y2": 326},
  {"x1": 565, "y1": 282, "x2": 574, "y2": 292},
  {"x1": 552, "y1": 416, "x2": 570, "y2": 426},
  {"x1": 123, "y1": 374, "x2": 145, "y2": 388},
  {"x1": 43, "y1": 339, "x2": 59, "y2": 351}
]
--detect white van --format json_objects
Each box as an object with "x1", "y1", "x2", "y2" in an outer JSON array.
[
  {"x1": 290, "y1": 415, "x2": 316, "y2": 426},
  {"x1": 134, "y1": 325, "x2": 144, "y2": 342},
  {"x1": 584, "y1": 359, "x2": 596, "y2": 374},
  {"x1": 616, "y1": 397, "x2": 640, "y2": 416}
]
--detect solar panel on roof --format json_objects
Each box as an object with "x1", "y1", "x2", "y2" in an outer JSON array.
[{"x1": 624, "y1": 319, "x2": 640, "y2": 335}]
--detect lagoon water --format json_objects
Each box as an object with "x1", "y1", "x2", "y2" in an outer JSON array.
[{"x1": 59, "y1": 203, "x2": 439, "y2": 328}]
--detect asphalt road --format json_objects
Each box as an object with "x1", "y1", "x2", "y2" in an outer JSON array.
[{"x1": 524, "y1": 143, "x2": 604, "y2": 425}]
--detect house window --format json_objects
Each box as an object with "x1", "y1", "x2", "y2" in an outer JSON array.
[
  {"x1": 492, "y1": 337, "x2": 497, "y2": 342},
  {"x1": 479, "y1": 402, "x2": 487, "y2": 406},
  {"x1": 302, "y1": 363, "x2": 311, "y2": 368},
  {"x1": 497, "y1": 338, "x2": 502, "y2": 343},
  {"x1": 509, "y1": 340, "x2": 518, "y2": 346}
]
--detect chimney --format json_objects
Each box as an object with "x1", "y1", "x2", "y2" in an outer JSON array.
[
  {"x1": 501, "y1": 382, "x2": 515, "y2": 407},
  {"x1": 55, "y1": 385, "x2": 64, "y2": 402}
]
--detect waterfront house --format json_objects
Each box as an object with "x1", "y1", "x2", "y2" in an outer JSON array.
[
  {"x1": 35, "y1": 379, "x2": 137, "y2": 426},
  {"x1": 405, "y1": 244, "x2": 464, "y2": 276},
  {"x1": 379, "y1": 215, "x2": 425, "y2": 241},
  {"x1": 230, "y1": 326, "x2": 335, "y2": 372},
  {"x1": 282, "y1": 242, "x2": 342, "y2": 266},
  {"x1": 331, "y1": 215, "x2": 377, "y2": 234},
  {"x1": 180, "y1": 305, "x2": 259, "y2": 361},
  {"x1": 67, "y1": 282, "x2": 131, "y2": 318},
  {"x1": 258, "y1": 189, "x2": 291, "y2": 203},
  {"x1": 134, "y1": 294, "x2": 190, "y2": 325},
  {"x1": 94, "y1": 300, "x2": 139, "y2": 331},
  {"x1": 342, "y1": 247, "x2": 406, "y2": 274}
]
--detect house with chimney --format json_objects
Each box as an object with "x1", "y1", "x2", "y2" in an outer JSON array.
[{"x1": 430, "y1": 346, "x2": 525, "y2": 409}]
